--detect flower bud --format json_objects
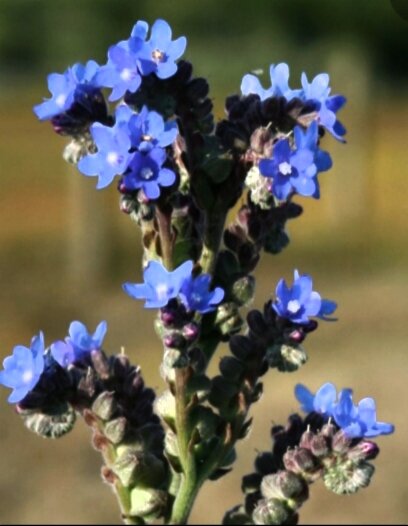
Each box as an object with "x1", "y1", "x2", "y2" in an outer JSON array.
[
  {"x1": 332, "y1": 429, "x2": 353, "y2": 454},
  {"x1": 164, "y1": 332, "x2": 186, "y2": 351},
  {"x1": 114, "y1": 449, "x2": 166, "y2": 489},
  {"x1": 261, "y1": 471, "x2": 308, "y2": 504},
  {"x1": 309, "y1": 435, "x2": 330, "y2": 458},
  {"x1": 231, "y1": 275, "x2": 256, "y2": 306},
  {"x1": 154, "y1": 390, "x2": 176, "y2": 426},
  {"x1": 283, "y1": 448, "x2": 319, "y2": 479},
  {"x1": 104, "y1": 417, "x2": 127, "y2": 445},
  {"x1": 323, "y1": 461, "x2": 375, "y2": 495},
  {"x1": 183, "y1": 322, "x2": 200, "y2": 342},
  {"x1": 129, "y1": 487, "x2": 167, "y2": 520},
  {"x1": 215, "y1": 303, "x2": 244, "y2": 336},
  {"x1": 252, "y1": 498, "x2": 292, "y2": 525},
  {"x1": 347, "y1": 441, "x2": 379, "y2": 462},
  {"x1": 219, "y1": 356, "x2": 246, "y2": 382},
  {"x1": 90, "y1": 350, "x2": 110, "y2": 379},
  {"x1": 92, "y1": 391, "x2": 117, "y2": 421},
  {"x1": 21, "y1": 404, "x2": 76, "y2": 439}
]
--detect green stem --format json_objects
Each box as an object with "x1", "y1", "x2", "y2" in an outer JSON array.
[
  {"x1": 198, "y1": 212, "x2": 227, "y2": 275},
  {"x1": 169, "y1": 368, "x2": 200, "y2": 525},
  {"x1": 156, "y1": 204, "x2": 174, "y2": 270}
]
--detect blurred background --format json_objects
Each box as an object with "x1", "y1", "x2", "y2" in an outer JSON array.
[{"x1": 0, "y1": 0, "x2": 407, "y2": 523}]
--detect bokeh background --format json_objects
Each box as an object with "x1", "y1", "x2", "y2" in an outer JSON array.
[{"x1": 0, "y1": 0, "x2": 407, "y2": 523}]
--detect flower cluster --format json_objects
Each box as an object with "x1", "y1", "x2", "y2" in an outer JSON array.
[
  {"x1": 259, "y1": 121, "x2": 332, "y2": 200},
  {"x1": 123, "y1": 260, "x2": 224, "y2": 313},
  {"x1": 295, "y1": 382, "x2": 394, "y2": 438},
  {"x1": 272, "y1": 269, "x2": 337, "y2": 324},
  {"x1": 78, "y1": 104, "x2": 178, "y2": 193},
  {"x1": 241, "y1": 62, "x2": 346, "y2": 141},
  {"x1": 0, "y1": 321, "x2": 107, "y2": 403}
]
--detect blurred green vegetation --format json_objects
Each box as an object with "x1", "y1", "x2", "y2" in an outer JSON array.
[{"x1": 0, "y1": 1, "x2": 407, "y2": 524}]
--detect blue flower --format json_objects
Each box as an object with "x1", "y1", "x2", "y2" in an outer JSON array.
[
  {"x1": 301, "y1": 72, "x2": 347, "y2": 141},
  {"x1": 0, "y1": 332, "x2": 45, "y2": 403},
  {"x1": 96, "y1": 41, "x2": 144, "y2": 102},
  {"x1": 51, "y1": 320, "x2": 107, "y2": 367},
  {"x1": 295, "y1": 382, "x2": 395, "y2": 439},
  {"x1": 179, "y1": 274, "x2": 224, "y2": 313},
  {"x1": 34, "y1": 60, "x2": 100, "y2": 120},
  {"x1": 241, "y1": 63, "x2": 301, "y2": 101},
  {"x1": 259, "y1": 121, "x2": 332, "y2": 200},
  {"x1": 135, "y1": 19, "x2": 187, "y2": 79},
  {"x1": 77, "y1": 122, "x2": 133, "y2": 189},
  {"x1": 127, "y1": 106, "x2": 179, "y2": 152},
  {"x1": 272, "y1": 269, "x2": 337, "y2": 324},
  {"x1": 123, "y1": 260, "x2": 193, "y2": 308},
  {"x1": 122, "y1": 147, "x2": 176, "y2": 199}
]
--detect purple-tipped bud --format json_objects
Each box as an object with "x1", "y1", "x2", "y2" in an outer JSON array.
[
  {"x1": 261, "y1": 471, "x2": 308, "y2": 503},
  {"x1": 160, "y1": 310, "x2": 177, "y2": 326},
  {"x1": 283, "y1": 448, "x2": 319, "y2": 478},
  {"x1": 347, "y1": 440, "x2": 379, "y2": 462},
  {"x1": 332, "y1": 429, "x2": 353, "y2": 455},
  {"x1": 92, "y1": 391, "x2": 117, "y2": 421},
  {"x1": 104, "y1": 417, "x2": 127, "y2": 445},
  {"x1": 183, "y1": 322, "x2": 200, "y2": 342},
  {"x1": 164, "y1": 332, "x2": 186, "y2": 350},
  {"x1": 288, "y1": 328, "x2": 305, "y2": 343}
]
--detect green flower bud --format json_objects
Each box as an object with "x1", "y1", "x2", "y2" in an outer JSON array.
[
  {"x1": 252, "y1": 498, "x2": 292, "y2": 525},
  {"x1": 261, "y1": 471, "x2": 308, "y2": 504},
  {"x1": 266, "y1": 343, "x2": 307, "y2": 372},
  {"x1": 245, "y1": 166, "x2": 274, "y2": 210},
  {"x1": 283, "y1": 448, "x2": 321, "y2": 482},
  {"x1": 323, "y1": 460, "x2": 375, "y2": 495},
  {"x1": 92, "y1": 391, "x2": 117, "y2": 421},
  {"x1": 154, "y1": 390, "x2": 176, "y2": 427},
  {"x1": 215, "y1": 302, "x2": 244, "y2": 336},
  {"x1": 20, "y1": 403, "x2": 76, "y2": 439},
  {"x1": 104, "y1": 417, "x2": 127, "y2": 445},
  {"x1": 231, "y1": 275, "x2": 256, "y2": 307},
  {"x1": 129, "y1": 487, "x2": 167, "y2": 520},
  {"x1": 63, "y1": 134, "x2": 94, "y2": 164},
  {"x1": 114, "y1": 449, "x2": 166, "y2": 488}
]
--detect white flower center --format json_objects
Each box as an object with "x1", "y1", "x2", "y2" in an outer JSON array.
[
  {"x1": 279, "y1": 161, "x2": 292, "y2": 176},
  {"x1": 152, "y1": 49, "x2": 165, "y2": 62},
  {"x1": 156, "y1": 283, "x2": 169, "y2": 300},
  {"x1": 191, "y1": 292, "x2": 202, "y2": 304},
  {"x1": 107, "y1": 152, "x2": 119, "y2": 166},
  {"x1": 141, "y1": 167, "x2": 154, "y2": 180},
  {"x1": 22, "y1": 369, "x2": 34, "y2": 384},
  {"x1": 121, "y1": 68, "x2": 133, "y2": 81},
  {"x1": 56, "y1": 93, "x2": 67, "y2": 108},
  {"x1": 287, "y1": 299, "x2": 301, "y2": 313}
]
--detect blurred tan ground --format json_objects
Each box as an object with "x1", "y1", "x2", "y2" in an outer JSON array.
[{"x1": 0, "y1": 85, "x2": 407, "y2": 525}]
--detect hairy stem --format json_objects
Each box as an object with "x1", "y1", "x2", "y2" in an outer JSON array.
[
  {"x1": 198, "y1": 212, "x2": 227, "y2": 275},
  {"x1": 169, "y1": 367, "x2": 200, "y2": 525},
  {"x1": 156, "y1": 204, "x2": 174, "y2": 270}
]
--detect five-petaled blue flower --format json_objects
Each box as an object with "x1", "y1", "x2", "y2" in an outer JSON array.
[
  {"x1": 259, "y1": 121, "x2": 332, "y2": 200},
  {"x1": 51, "y1": 320, "x2": 107, "y2": 367},
  {"x1": 272, "y1": 269, "x2": 337, "y2": 324},
  {"x1": 34, "y1": 60, "x2": 100, "y2": 120},
  {"x1": 0, "y1": 332, "x2": 45, "y2": 403},
  {"x1": 295, "y1": 382, "x2": 394, "y2": 439},
  {"x1": 122, "y1": 147, "x2": 176, "y2": 199},
  {"x1": 78, "y1": 122, "x2": 133, "y2": 189},
  {"x1": 127, "y1": 105, "x2": 179, "y2": 152},
  {"x1": 135, "y1": 19, "x2": 187, "y2": 79},
  {"x1": 180, "y1": 274, "x2": 224, "y2": 314},
  {"x1": 241, "y1": 63, "x2": 301, "y2": 101},
  {"x1": 123, "y1": 260, "x2": 193, "y2": 308},
  {"x1": 301, "y1": 72, "x2": 347, "y2": 142}
]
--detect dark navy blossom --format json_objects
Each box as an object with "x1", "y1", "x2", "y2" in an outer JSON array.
[
  {"x1": 180, "y1": 274, "x2": 224, "y2": 314},
  {"x1": 272, "y1": 269, "x2": 337, "y2": 324},
  {"x1": 122, "y1": 147, "x2": 176, "y2": 199},
  {"x1": 135, "y1": 19, "x2": 187, "y2": 79},
  {"x1": 295, "y1": 382, "x2": 394, "y2": 439},
  {"x1": 241, "y1": 63, "x2": 301, "y2": 101},
  {"x1": 301, "y1": 72, "x2": 347, "y2": 141},
  {"x1": 51, "y1": 321, "x2": 107, "y2": 367},
  {"x1": 77, "y1": 122, "x2": 133, "y2": 189},
  {"x1": 259, "y1": 121, "x2": 332, "y2": 200},
  {"x1": 34, "y1": 60, "x2": 100, "y2": 120},
  {"x1": 0, "y1": 332, "x2": 45, "y2": 403},
  {"x1": 123, "y1": 260, "x2": 194, "y2": 308}
]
